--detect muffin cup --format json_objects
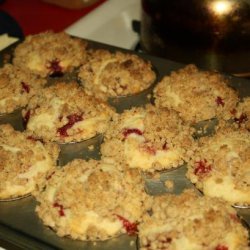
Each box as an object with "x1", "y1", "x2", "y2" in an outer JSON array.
[
  {"x1": 57, "y1": 134, "x2": 103, "y2": 166},
  {"x1": 0, "y1": 108, "x2": 24, "y2": 131}
]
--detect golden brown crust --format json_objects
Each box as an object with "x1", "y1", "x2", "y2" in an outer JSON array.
[
  {"x1": 153, "y1": 64, "x2": 239, "y2": 124},
  {"x1": 101, "y1": 105, "x2": 195, "y2": 172},
  {"x1": 78, "y1": 49, "x2": 156, "y2": 100},
  {"x1": 0, "y1": 124, "x2": 59, "y2": 200},
  {"x1": 23, "y1": 82, "x2": 115, "y2": 143},
  {"x1": 139, "y1": 190, "x2": 249, "y2": 250},
  {"x1": 13, "y1": 31, "x2": 87, "y2": 77},
  {"x1": 34, "y1": 159, "x2": 153, "y2": 241},
  {"x1": 0, "y1": 64, "x2": 46, "y2": 114},
  {"x1": 186, "y1": 126, "x2": 250, "y2": 206}
]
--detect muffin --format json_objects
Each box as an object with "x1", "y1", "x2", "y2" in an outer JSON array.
[
  {"x1": 13, "y1": 31, "x2": 87, "y2": 78},
  {"x1": 186, "y1": 126, "x2": 250, "y2": 207},
  {"x1": 0, "y1": 63, "x2": 46, "y2": 114},
  {"x1": 78, "y1": 49, "x2": 156, "y2": 101},
  {"x1": 23, "y1": 82, "x2": 115, "y2": 143},
  {"x1": 138, "y1": 190, "x2": 249, "y2": 250},
  {"x1": 34, "y1": 159, "x2": 153, "y2": 241},
  {"x1": 101, "y1": 105, "x2": 195, "y2": 172},
  {"x1": 0, "y1": 124, "x2": 59, "y2": 200},
  {"x1": 153, "y1": 64, "x2": 239, "y2": 124}
]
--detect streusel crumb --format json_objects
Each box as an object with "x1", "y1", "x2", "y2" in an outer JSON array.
[
  {"x1": 13, "y1": 31, "x2": 87, "y2": 77},
  {"x1": 23, "y1": 82, "x2": 115, "y2": 143},
  {"x1": 139, "y1": 190, "x2": 249, "y2": 250},
  {"x1": 153, "y1": 64, "x2": 239, "y2": 124},
  {"x1": 78, "y1": 49, "x2": 156, "y2": 100},
  {"x1": 34, "y1": 159, "x2": 153, "y2": 241}
]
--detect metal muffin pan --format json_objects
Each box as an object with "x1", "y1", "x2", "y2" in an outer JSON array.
[{"x1": 0, "y1": 38, "x2": 249, "y2": 249}]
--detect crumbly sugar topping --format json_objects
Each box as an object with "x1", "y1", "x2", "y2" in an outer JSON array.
[
  {"x1": 23, "y1": 82, "x2": 115, "y2": 143},
  {"x1": 34, "y1": 159, "x2": 153, "y2": 241},
  {"x1": 0, "y1": 124, "x2": 59, "y2": 199},
  {"x1": 13, "y1": 31, "x2": 87, "y2": 77},
  {"x1": 0, "y1": 64, "x2": 46, "y2": 114},
  {"x1": 186, "y1": 126, "x2": 250, "y2": 206},
  {"x1": 139, "y1": 190, "x2": 249, "y2": 250},
  {"x1": 101, "y1": 105, "x2": 195, "y2": 172},
  {"x1": 153, "y1": 64, "x2": 239, "y2": 124},
  {"x1": 231, "y1": 97, "x2": 250, "y2": 130},
  {"x1": 78, "y1": 49, "x2": 156, "y2": 100}
]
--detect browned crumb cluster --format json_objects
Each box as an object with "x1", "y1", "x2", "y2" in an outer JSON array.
[
  {"x1": 78, "y1": 49, "x2": 156, "y2": 100},
  {"x1": 13, "y1": 31, "x2": 87, "y2": 77},
  {"x1": 23, "y1": 82, "x2": 115, "y2": 143},
  {"x1": 153, "y1": 64, "x2": 239, "y2": 124},
  {"x1": 34, "y1": 159, "x2": 153, "y2": 241},
  {"x1": 101, "y1": 105, "x2": 195, "y2": 172},
  {"x1": 186, "y1": 126, "x2": 250, "y2": 206},
  {"x1": 139, "y1": 190, "x2": 249, "y2": 250},
  {"x1": 0, "y1": 124, "x2": 59, "y2": 200},
  {"x1": 0, "y1": 64, "x2": 46, "y2": 114}
]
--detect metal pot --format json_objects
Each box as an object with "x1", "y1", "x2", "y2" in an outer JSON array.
[{"x1": 140, "y1": 0, "x2": 250, "y2": 76}]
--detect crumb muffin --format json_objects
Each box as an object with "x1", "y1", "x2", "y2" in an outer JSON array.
[
  {"x1": 13, "y1": 31, "x2": 87, "y2": 77},
  {"x1": 186, "y1": 126, "x2": 250, "y2": 206},
  {"x1": 0, "y1": 64, "x2": 46, "y2": 114},
  {"x1": 153, "y1": 64, "x2": 239, "y2": 124},
  {"x1": 78, "y1": 49, "x2": 156, "y2": 100},
  {"x1": 23, "y1": 82, "x2": 115, "y2": 143},
  {"x1": 34, "y1": 159, "x2": 153, "y2": 241},
  {"x1": 231, "y1": 97, "x2": 250, "y2": 130},
  {"x1": 139, "y1": 190, "x2": 249, "y2": 250},
  {"x1": 0, "y1": 124, "x2": 59, "y2": 200},
  {"x1": 101, "y1": 105, "x2": 195, "y2": 172}
]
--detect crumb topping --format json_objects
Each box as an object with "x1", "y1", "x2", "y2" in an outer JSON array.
[
  {"x1": 0, "y1": 64, "x2": 46, "y2": 114},
  {"x1": 13, "y1": 31, "x2": 87, "y2": 77},
  {"x1": 153, "y1": 64, "x2": 239, "y2": 124},
  {"x1": 78, "y1": 49, "x2": 156, "y2": 100},
  {"x1": 139, "y1": 190, "x2": 249, "y2": 250},
  {"x1": 34, "y1": 159, "x2": 153, "y2": 241},
  {"x1": 0, "y1": 124, "x2": 59, "y2": 200},
  {"x1": 101, "y1": 105, "x2": 195, "y2": 172},
  {"x1": 186, "y1": 126, "x2": 250, "y2": 206},
  {"x1": 23, "y1": 82, "x2": 115, "y2": 143}
]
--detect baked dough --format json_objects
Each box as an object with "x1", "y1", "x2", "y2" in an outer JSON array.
[
  {"x1": 34, "y1": 159, "x2": 153, "y2": 241},
  {"x1": 186, "y1": 126, "x2": 250, "y2": 206},
  {"x1": 0, "y1": 124, "x2": 59, "y2": 200},
  {"x1": 23, "y1": 82, "x2": 115, "y2": 143},
  {"x1": 139, "y1": 190, "x2": 249, "y2": 250},
  {"x1": 0, "y1": 64, "x2": 46, "y2": 114},
  {"x1": 78, "y1": 49, "x2": 156, "y2": 100},
  {"x1": 101, "y1": 105, "x2": 195, "y2": 172},
  {"x1": 13, "y1": 31, "x2": 87, "y2": 77},
  {"x1": 153, "y1": 64, "x2": 238, "y2": 124}
]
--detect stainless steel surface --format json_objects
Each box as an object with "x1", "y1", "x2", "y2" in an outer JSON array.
[
  {"x1": 0, "y1": 39, "x2": 249, "y2": 249},
  {"x1": 141, "y1": 0, "x2": 250, "y2": 75}
]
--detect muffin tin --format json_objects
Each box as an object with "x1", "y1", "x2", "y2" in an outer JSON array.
[{"x1": 0, "y1": 38, "x2": 249, "y2": 250}]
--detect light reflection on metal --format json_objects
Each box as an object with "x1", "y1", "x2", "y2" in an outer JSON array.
[{"x1": 210, "y1": 0, "x2": 233, "y2": 15}]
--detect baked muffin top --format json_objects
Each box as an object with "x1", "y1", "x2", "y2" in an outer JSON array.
[
  {"x1": 23, "y1": 82, "x2": 115, "y2": 143},
  {"x1": 0, "y1": 64, "x2": 46, "y2": 114},
  {"x1": 78, "y1": 49, "x2": 156, "y2": 100},
  {"x1": 34, "y1": 159, "x2": 153, "y2": 241},
  {"x1": 153, "y1": 64, "x2": 239, "y2": 124},
  {"x1": 139, "y1": 190, "x2": 249, "y2": 250},
  {"x1": 13, "y1": 31, "x2": 87, "y2": 77},
  {"x1": 0, "y1": 124, "x2": 59, "y2": 200},
  {"x1": 101, "y1": 105, "x2": 195, "y2": 172},
  {"x1": 186, "y1": 126, "x2": 250, "y2": 206}
]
